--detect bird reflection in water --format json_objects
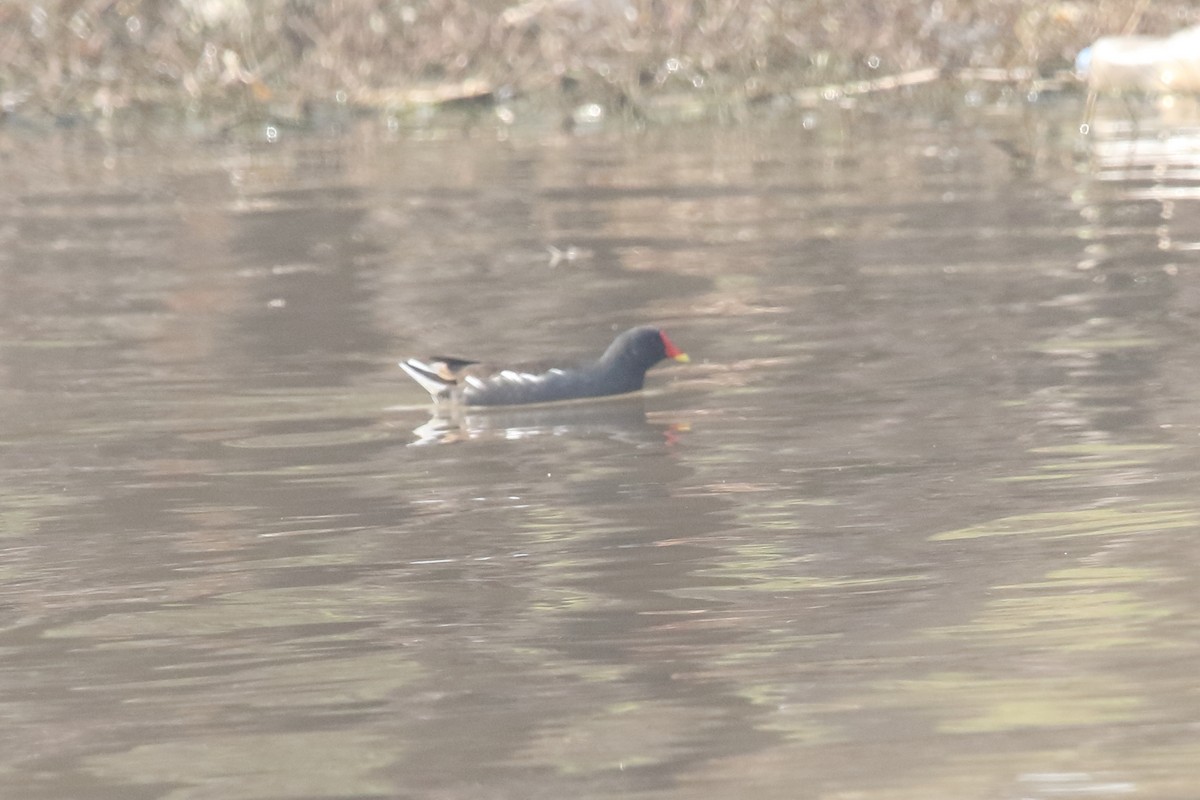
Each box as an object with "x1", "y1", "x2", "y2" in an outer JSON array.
[{"x1": 409, "y1": 395, "x2": 688, "y2": 446}]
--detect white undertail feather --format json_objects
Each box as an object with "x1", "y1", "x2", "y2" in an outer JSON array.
[{"x1": 399, "y1": 360, "x2": 452, "y2": 397}]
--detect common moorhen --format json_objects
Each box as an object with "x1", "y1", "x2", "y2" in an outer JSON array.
[{"x1": 400, "y1": 326, "x2": 689, "y2": 407}]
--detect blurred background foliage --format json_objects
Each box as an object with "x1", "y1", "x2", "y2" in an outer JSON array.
[{"x1": 1, "y1": 0, "x2": 1197, "y2": 126}]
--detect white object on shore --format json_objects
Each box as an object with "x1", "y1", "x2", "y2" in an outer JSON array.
[{"x1": 1077, "y1": 26, "x2": 1200, "y2": 93}]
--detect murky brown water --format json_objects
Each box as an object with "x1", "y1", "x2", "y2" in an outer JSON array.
[{"x1": 3, "y1": 101, "x2": 1200, "y2": 799}]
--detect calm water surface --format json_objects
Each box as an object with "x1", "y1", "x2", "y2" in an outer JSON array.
[{"x1": 3, "y1": 103, "x2": 1200, "y2": 799}]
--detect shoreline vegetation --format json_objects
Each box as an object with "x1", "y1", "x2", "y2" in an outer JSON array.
[{"x1": 1, "y1": 0, "x2": 1195, "y2": 133}]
